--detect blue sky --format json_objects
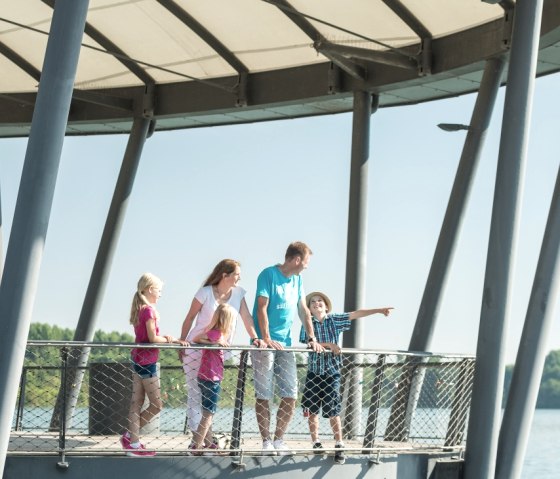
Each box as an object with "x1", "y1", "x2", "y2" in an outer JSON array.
[{"x1": 1, "y1": 72, "x2": 559, "y2": 364}]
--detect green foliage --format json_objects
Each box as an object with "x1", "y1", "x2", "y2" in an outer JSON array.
[
  {"x1": 24, "y1": 325, "x2": 560, "y2": 411},
  {"x1": 503, "y1": 349, "x2": 560, "y2": 408}
]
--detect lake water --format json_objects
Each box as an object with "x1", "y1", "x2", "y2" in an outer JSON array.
[{"x1": 522, "y1": 409, "x2": 559, "y2": 478}]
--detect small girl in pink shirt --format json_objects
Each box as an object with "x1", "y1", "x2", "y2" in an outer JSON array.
[
  {"x1": 190, "y1": 303, "x2": 236, "y2": 454},
  {"x1": 122, "y1": 273, "x2": 187, "y2": 456}
]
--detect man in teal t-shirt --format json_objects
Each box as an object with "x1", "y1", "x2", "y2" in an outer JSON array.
[{"x1": 251, "y1": 241, "x2": 323, "y2": 455}]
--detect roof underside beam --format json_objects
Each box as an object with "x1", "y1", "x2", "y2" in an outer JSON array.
[
  {"x1": 0, "y1": 41, "x2": 41, "y2": 82},
  {"x1": 268, "y1": 0, "x2": 367, "y2": 81},
  {"x1": 0, "y1": 42, "x2": 132, "y2": 112},
  {"x1": 314, "y1": 40, "x2": 418, "y2": 71},
  {"x1": 155, "y1": 0, "x2": 248, "y2": 104},
  {"x1": 156, "y1": 0, "x2": 248, "y2": 74},
  {"x1": 42, "y1": 0, "x2": 155, "y2": 87},
  {"x1": 381, "y1": 0, "x2": 432, "y2": 75}
]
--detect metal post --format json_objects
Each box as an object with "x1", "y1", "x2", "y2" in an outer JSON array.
[
  {"x1": 410, "y1": 55, "x2": 506, "y2": 351},
  {"x1": 464, "y1": 1, "x2": 544, "y2": 477},
  {"x1": 0, "y1": 178, "x2": 3, "y2": 279},
  {"x1": 15, "y1": 369, "x2": 27, "y2": 432},
  {"x1": 386, "y1": 56, "x2": 506, "y2": 442},
  {"x1": 57, "y1": 347, "x2": 69, "y2": 469},
  {"x1": 50, "y1": 116, "x2": 152, "y2": 430},
  {"x1": 341, "y1": 91, "x2": 376, "y2": 438},
  {"x1": 445, "y1": 359, "x2": 475, "y2": 447},
  {"x1": 362, "y1": 354, "x2": 386, "y2": 450},
  {"x1": 0, "y1": 0, "x2": 89, "y2": 474},
  {"x1": 343, "y1": 90, "x2": 375, "y2": 346},
  {"x1": 231, "y1": 350, "x2": 249, "y2": 451},
  {"x1": 496, "y1": 162, "x2": 560, "y2": 479}
]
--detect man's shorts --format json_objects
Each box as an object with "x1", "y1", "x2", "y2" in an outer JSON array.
[
  {"x1": 132, "y1": 362, "x2": 158, "y2": 379},
  {"x1": 301, "y1": 371, "x2": 341, "y2": 418},
  {"x1": 251, "y1": 350, "x2": 298, "y2": 400},
  {"x1": 198, "y1": 378, "x2": 221, "y2": 413}
]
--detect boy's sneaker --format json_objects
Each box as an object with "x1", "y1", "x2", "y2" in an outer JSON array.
[
  {"x1": 312, "y1": 442, "x2": 324, "y2": 454},
  {"x1": 262, "y1": 439, "x2": 276, "y2": 456},
  {"x1": 125, "y1": 443, "x2": 156, "y2": 457},
  {"x1": 120, "y1": 431, "x2": 131, "y2": 448},
  {"x1": 273, "y1": 439, "x2": 293, "y2": 456},
  {"x1": 334, "y1": 444, "x2": 346, "y2": 464}
]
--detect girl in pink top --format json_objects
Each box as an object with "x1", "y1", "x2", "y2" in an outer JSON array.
[
  {"x1": 122, "y1": 273, "x2": 187, "y2": 457},
  {"x1": 190, "y1": 303, "x2": 236, "y2": 454}
]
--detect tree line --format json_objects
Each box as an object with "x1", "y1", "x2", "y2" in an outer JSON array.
[
  {"x1": 503, "y1": 349, "x2": 560, "y2": 408},
  {"x1": 26, "y1": 323, "x2": 560, "y2": 409}
]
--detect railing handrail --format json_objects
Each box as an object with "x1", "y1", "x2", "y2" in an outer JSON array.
[
  {"x1": 14, "y1": 341, "x2": 476, "y2": 463},
  {"x1": 25, "y1": 340, "x2": 475, "y2": 359}
]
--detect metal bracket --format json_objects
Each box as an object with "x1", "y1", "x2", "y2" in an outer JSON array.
[
  {"x1": 142, "y1": 83, "x2": 156, "y2": 118},
  {"x1": 419, "y1": 38, "x2": 432, "y2": 76},
  {"x1": 328, "y1": 62, "x2": 341, "y2": 94},
  {"x1": 500, "y1": 1, "x2": 515, "y2": 50},
  {"x1": 231, "y1": 449, "x2": 246, "y2": 470},
  {"x1": 368, "y1": 450, "x2": 381, "y2": 465},
  {"x1": 236, "y1": 72, "x2": 248, "y2": 107}
]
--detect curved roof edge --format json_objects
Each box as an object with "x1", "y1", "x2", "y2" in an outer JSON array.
[{"x1": 0, "y1": 2, "x2": 559, "y2": 138}]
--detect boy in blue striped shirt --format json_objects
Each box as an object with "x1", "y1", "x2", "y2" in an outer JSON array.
[{"x1": 299, "y1": 291, "x2": 393, "y2": 464}]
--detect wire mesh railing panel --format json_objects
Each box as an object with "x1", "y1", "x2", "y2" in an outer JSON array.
[{"x1": 10, "y1": 342, "x2": 474, "y2": 457}]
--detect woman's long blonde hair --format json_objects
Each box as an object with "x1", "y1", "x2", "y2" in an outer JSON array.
[
  {"x1": 206, "y1": 303, "x2": 236, "y2": 337},
  {"x1": 129, "y1": 273, "x2": 162, "y2": 326}
]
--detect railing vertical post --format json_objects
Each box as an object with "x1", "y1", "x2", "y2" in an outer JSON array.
[
  {"x1": 362, "y1": 354, "x2": 386, "y2": 450},
  {"x1": 230, "y1": 350, "x2": 249, "y2": 452},
  {"x1": 384, "y1": 358, "x2": 416, "y2": 441},
  {"x1": 15, "y1": 368, "x2": 27, "y2": 431},
  {"x1": 57, "y1": 346, "x2": 69, "y2": 468},
  {"x1": 445, "y1": 359, "x2": 475, "y2": 447}
]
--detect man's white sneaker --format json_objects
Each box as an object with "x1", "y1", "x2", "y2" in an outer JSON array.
[
  {"x1": 273, "y1": 439, "x2": 293, "y2": 456},
  {"x1": 262, "y1": 439, "x2": 276, "y2": 455}
]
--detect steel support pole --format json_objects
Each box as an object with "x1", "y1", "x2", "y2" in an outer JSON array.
[
  {"x1": 341, "y1": 91, "x2": 376, "y2": 438},
  {"x1": 464, "y1": 1, "x2": 543, "y2": 478},
  {"x1": 383, "y1": 56, "x2": 506, "y2": 442},
  {"x1": 0, "y1": 0, "x2": 89, "y2": 474},
  {"x1": 496, "y1": 163, "x2": 560, "y2": 479},
  {"x1": 49, "y1": 116, "x2": 152, "y2": 430},
  {"x1": 410, "y1": 56, "x2": 505, "y2": 351},
  {"x1": 343, "y1": 90, "x2": 376, "y2": 344},
  {"x1": 0, "y1": 179, "x2": 3, "y2": 279}
]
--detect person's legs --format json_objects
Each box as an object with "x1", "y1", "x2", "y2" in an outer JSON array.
[
  {"x1": 274, "y1": 397, "x2": 296, "y2": 441},
  {"x1": 140, "y1": 375, "x2": 162, "y2": 430},
  {"x1": 322, "y1": 373, "x2": 345, "y2": 464},
  {"x1": 255, "y1": 399, "x2": 271, "y2": 442},
  {"x1": 192, "y1": 410, "x2": 214, "y2": 449},
  {"x1": 302, "y1": 371, "x2": 323, "y2": 444},
  {"x1": 330, "y1": 416, "x2": 343, "y2": 442},
  {"x1": 273, "y1": 351, "x2": 298, "y2": 441},
  {"x1": 308, "y1": 414, "x2": 320, "y2": 443},
  {"x1": 193, "y1": 379, "x2": 220, "y2": 450},
  {"x1": 127, "y1": 372, "x2": 145, "y2": 444},
  {"x1": 251, "y1": 350, "x2": 274, "y2": 443},
  {"x1": 183, "y1": 348, "x2": 203, "y2": 433}
]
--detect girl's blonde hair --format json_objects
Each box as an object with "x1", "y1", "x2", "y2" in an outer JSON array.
[
  {"x1": 206, "y1": 303, "x2": 236, "y2": 336},
  {"x1": 129, "y1": 273, "x2": 163, "y2": 326}
]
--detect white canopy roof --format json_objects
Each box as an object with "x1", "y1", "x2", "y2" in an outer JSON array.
[{"x1": 0, "y1": 0, "x2": 559, "y2": 136}]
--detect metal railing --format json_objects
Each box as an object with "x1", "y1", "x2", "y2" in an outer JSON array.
[{"x1": 10, "y1": 341, "x2": 475, "y2": 462}]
